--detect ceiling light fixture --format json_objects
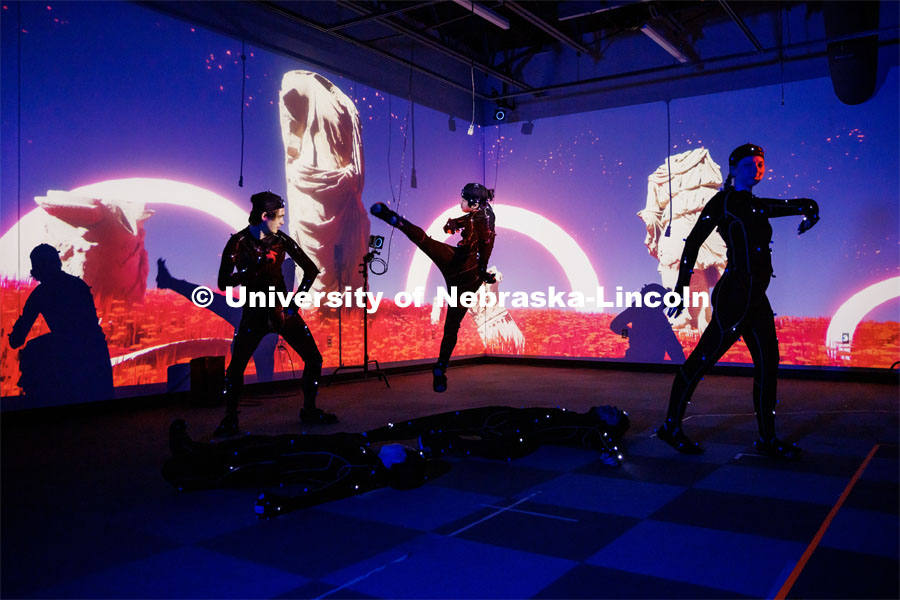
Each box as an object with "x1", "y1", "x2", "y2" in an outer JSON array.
[{"x1": 641, "y1": 22, "x2": 689, "y2": 63}]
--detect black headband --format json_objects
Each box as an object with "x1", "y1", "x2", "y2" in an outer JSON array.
[{"x1": 728, "y1": 143, "x2": 765, "y2": 167}]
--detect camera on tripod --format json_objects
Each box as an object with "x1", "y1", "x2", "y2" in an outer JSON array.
[{"x1": 364, "y1": 235, "x2": 387, "y2": 275}]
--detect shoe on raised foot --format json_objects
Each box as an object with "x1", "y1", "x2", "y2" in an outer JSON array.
[
  {"x1": 370, "y1": 202, "x2": 401, "y2": 226},
  {"x1": 156, "y1": 258, "x2": 174, "y2": 290},
  {"x1": 754, "y1": 438, "x2": 802, "y2": 460},
  {"x1": 656, "y1": 423, "x2": 704, "y2": 455},
  {"x1": 300, "y1": 407, "x2": 339, "y2": 425},
  {"x1": 213, "y1": 413, "x2": 240, "y2": 437},
  {"x1": 432, "y1": 365, "x2": 448, "y2": 393}
]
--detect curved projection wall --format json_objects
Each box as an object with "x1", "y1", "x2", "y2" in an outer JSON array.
[{"x1": 1, "y1": 2, "x2": 897, "y2": 403}]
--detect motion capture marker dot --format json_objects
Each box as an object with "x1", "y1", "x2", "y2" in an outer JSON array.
[
  {"x1": 455, "y1": 411, "x2": 459, "y2": 415},
  {"x1": 618, "y1": 454, "x2": 623, "y2": 460},
  {"x1": 303, "y1": 488, "x2": 308, "y2": 492},
  {"x1": 354, "y1": 485, "x2": 359, "y2": 490},
  {"x1": 234, "y1": 451, "x2": 238, "y2": 456},
  {"x1": 519, "y1": 438, "x2": 523, "y2": 442},
  {"x1": 388, "y1": 423, "x2": 394, "y2": 428}
]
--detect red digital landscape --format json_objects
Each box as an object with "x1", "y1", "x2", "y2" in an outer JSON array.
[{"x1": 2, "y1": 281, "x2": 897, "y2": 399}]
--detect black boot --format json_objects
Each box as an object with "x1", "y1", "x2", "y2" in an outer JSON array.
[
  {"x1": 432, "y1": 362, "x2": 448, "y2": 393},
  {"x1": 300, "y1": 407, "x2": 339, "y2": 425},
  {"x1": 370, "y1": 202, "x2": 404, "y2": 227},
  {"x1": 214, "y1": 411, "x2": 240, "y2": 437},
  {"x1": 656, "y1": 422, "x2": 703, "y2": 455},
  {"x1": 754, "y1": 437, "x2": 802, "y2": 460}
]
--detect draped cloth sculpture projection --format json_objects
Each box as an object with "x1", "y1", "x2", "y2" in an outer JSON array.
[
  {"x1": 280, "y1": 71, "x2": 369, "y2": 294},
  {"x1": 34, "y1": 191, "x2": 152, "y2": 303},
  {"x1": 638, "y1": 148, "x2": 726, "y2": 332},
  {"x1": 430, "y1": 267, "x2": 526, "y2": 354}
]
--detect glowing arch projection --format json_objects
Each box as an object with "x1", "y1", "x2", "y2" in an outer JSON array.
[
  {"x1": 826, "y1": 276, "x2": 900, "y2": 360},
  {"x1": 0, "y1": 178, "x2": 246, "y2": 279},
  {"x1": 405, "y1": 204, "x2": 601, "y2": 311}
]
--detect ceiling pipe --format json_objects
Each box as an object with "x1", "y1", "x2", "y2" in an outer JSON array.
[
  {"x1": 333, "y1": 0, "x2": 534, "y2": 91},
  {"x1": 327, "y1": 0, "x2": 442, "y2": 32},
  {"x1": 503, "y1": 1, "x2": 593, "y2": 56},
  {"x1": 256, "y1": 1, "x2": 493, "y2": 98},
  {"x1": 494, "y1": 25, "x2": 898, "y2": 101},
  {"x1": 718, "y1": 0, "x2": 764, "y2": 53},
  {"x1": 448, "y1": 0, "x2": 510, "y2": 30}
]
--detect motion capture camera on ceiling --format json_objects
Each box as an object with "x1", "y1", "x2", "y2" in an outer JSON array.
[
  {"x1": 493, "y1": 99, "x2": 514, "y2": 122},
  {"x1": 369, "y1": 235, "x2": 384, "y2": 250}
]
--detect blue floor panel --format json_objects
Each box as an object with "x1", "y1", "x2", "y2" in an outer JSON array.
[
  {"x1": 587, "y1": 520, "x2": 805, "y2": 598},
  {"x1": 520, "y1": 472, "x2": 687, "y2": 518},
  {"x1": 321, "y1": 534, "x2": 576, "y2": 599},
  {"x1": 695, "y1": 464, "x2": 849, "y2": 505},
  {"x1": 33, "y1": 546, "x2": 308, "y2": 599}
]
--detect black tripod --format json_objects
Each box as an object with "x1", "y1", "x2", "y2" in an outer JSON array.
[{"x1": 327, "y1": 249, "x2": 389, "y2": 387}]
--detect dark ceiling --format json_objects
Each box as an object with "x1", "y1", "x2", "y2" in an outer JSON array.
[{"x1": 144, "y1": 1, "x2": 899, "y2": 123}]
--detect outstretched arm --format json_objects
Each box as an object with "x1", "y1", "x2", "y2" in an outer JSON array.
[
  {"x1": 759, "y1": 197, "x2": 819, "y2": 234},
  {"x1": 283, "y1": 235, "x2": 320, "y2": 293}
]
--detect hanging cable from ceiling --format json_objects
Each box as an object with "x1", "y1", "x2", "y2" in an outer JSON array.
[
  {"x1": 664, "y1": 98, "x2": 673, "y2": 238},
  {"x1": 381, "y1": 43, "x2": 415, "y2": 274},
  {"x1": 238, "y1": 40, "x2": 247, "y2": 187},
  {"x1": 468, "y1": 60, "x2": 475, "y2": 135}
]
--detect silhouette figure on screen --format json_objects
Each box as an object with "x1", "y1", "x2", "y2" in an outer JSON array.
[
  {"x1": 163, "y1": 404, "x2": 629, "y2": 516},
  {"x1": 657, "y1": 144, "x2": 819, "y2": 459},
  {"x1": 8, "y1": 244, "x2": 114, "y2": 404},
  {"x1": 370, "y1": 183, "x2": 496, "y2": 392},
  {"x1": 156, "y1": 258, "x2": 279, "y2": 383},
  {"x1": 214, "y1": 191, "x2": 337, "y2": 437},
  {"x1": 609, "y1": 283, "x2": 686, "y2": 363}
]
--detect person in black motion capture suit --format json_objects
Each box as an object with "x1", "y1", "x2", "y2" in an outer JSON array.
[
  {"x1": 656, "y1": 144, "x2": 819, "y2": 459},
  {"x1": 369, "y1": 183, "x2": 496, "y2": 392},
  {"x1": 214, "y1": 191, "x2": 337, "y2": 437},
  {"x1": 163, "y1": 404, "x2": 629, "y2": 517}
]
